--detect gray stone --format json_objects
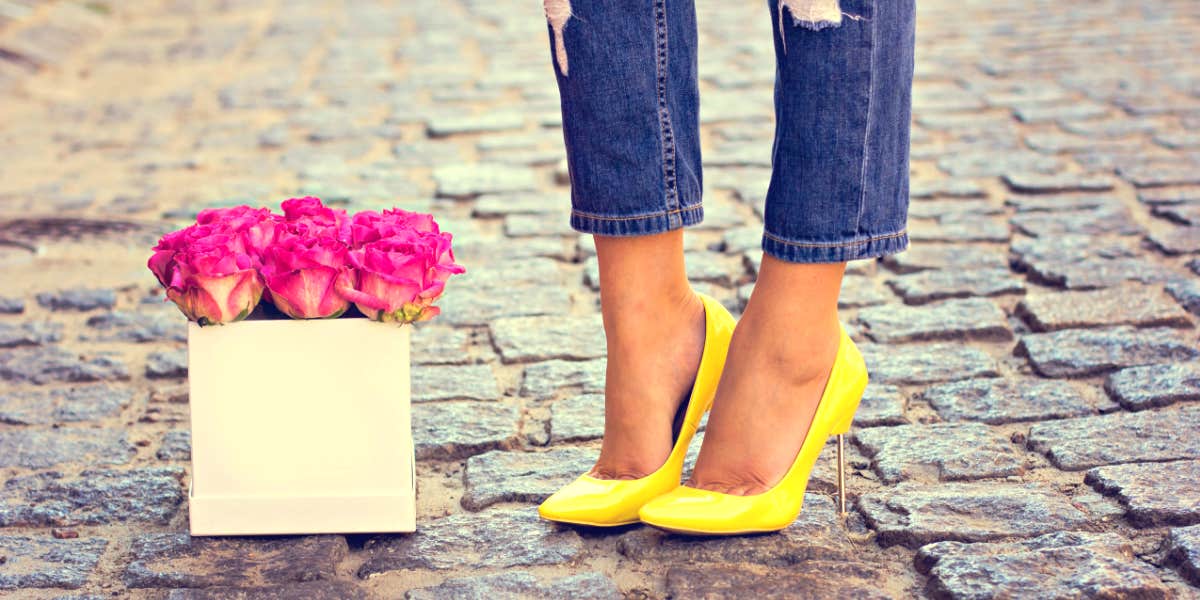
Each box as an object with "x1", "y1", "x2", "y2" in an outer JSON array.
[
  {"x1": 1011, "y1": 234, "x2": 1140, "y2": 268},
  {"x1": 1085, "y1": 459, "x2": 1200, "y2": 527},
  {"x1": 166, "y1": 581, "x2": 369, "y2": 600},
  {"x1": 1017, "y1": 285, "x2": 1193, "y2": 332},
  {"x1": 909, "y1": 178, "x2": 988, "y2": 199},
  {"x1": 882, "y1": 245, "x2": 1008, "y2": 274},
  {"x1": 617, "y1": 493, "x2": 852, "y2": 565},
  {"x1": 684, "y1": 251, "x2": 742, "y2": 286},
  {"x1": 1147, "y1": 227, "x2": 1200, "y2": 255},
  {"x1": 461, "y1": 448, "x2": 595, "y2": 511},
  {"x1": 0, "y1": 347, "x2": 130, "y2": 384},
  {"x1": 549, "y1": 393, "x2": 604, "y2": 442},
  {"x1": 81, "y1": 310, "x2": 187, "y2": 343},
  {"x1": 411, "y1": 364, "x2": 499, "y2": 402},
  {"x1": 35, "y1": 288, "x2": 116, "y2": 312},
  {"x1": 1026, "y1": 257, "x2": 1182, "y2": 290},
  {"x1": 858, "y1": 298, "x2": 1011, "y2": 343},
  {"x1": 473, "y1": 193, "x2": 570, "y2": 217},
  {"x1": 1003, "y1": 172, "x2": 1117, "y2": 194},
  {"x1": 1139, "y1": 188, "x2": 1200, "y2": 206},
  {"x1": 437, "y1": 282, "x2": 571, "y2": 326},
  {"x1": 908, "y1": 199, "x2": 1002, "y2": 220},
  {"x1": 1105, "y1": 362, "x2": 1200, "y2": 411},
  {"x1": 937, "y1": 150, "x2": 1063, "y2": 178},
  {"x1": 1005, "y1": 193, "x2": 1124, "y2": 213},
  {"x1": 664, "y1": 563, "x2": 897, "y2": 600},
  {"x1": 426, "y1": 113, "x2": 524, "y2": 137},
  {"x1": 1166, "y1": 524, "x2": 1200, "y2": 587},
  {"x1": 886, "y1": 268, "x2": 1024, "y2": 305},
  {"x1": 146, "y1": 349, "x2": 188, "y2": 379},
  {"x1": 908, "y1": 218, "x2": 1010, "y2": 243},
  {"x1": 521, "y1": 359, "x2": 605, "y2": 400},
  {"x1": 491, "y1": 315, "x2": 605, "y2": 364},
  {"x1": 858, "y1": 481, "x2": 1091, "y2": 548},
  {"x1": 916, "y1": 531, "x2": 1172, "y2": 600},
  {"x1": 358, "y1": 508, "x2": 583, "y2": 574},
  {"x1": 0, "y1": 429, "x2": 133, "y2": 469},
  {"x1": 1011, "y1": 207, "x2": 1142, "y2": 238},
  {"x1": 125, "y1": 534, "x2": 347, "y2": 589},
  {"x1": 853, "y1": 384, "x2": 909, "y2": 427},
  {"x1": 0, "y1": 321, "x2": 62, "y2": 347},
  {"x1": 1119, "y1": 162, "x2": 1200, "y2": 187},
  {"x1": 859, "y1": 343, "x2": 999, "y2": 385},
  {"x1": 410, "y1": 325, "x2": 477, "y2": 365},
  {"x1": 1017, "y1": 326, "x2": 1200, "y2": 377},
  {"x1": 1153, "y1": 204, "x2": 1200, "y2": 226},
  {"x1": 1028, "y1": 405, "x2": 1200, "y2": 470},
  {"x1": 0, "y1": 536, "x2": 107, "y2": 590},
  {"x1": 406, "y1": 572, "x2": 620, "y2": 600},
  {"x1": 922, "y1": 378, "x2": 1115, "y2": 424},
  {"x1": 156, "y1": 431, "x2": 191, "y2": 460},
  {"x1": 854, "y1": 422, "x2": 1024, "y2": 484},
  {"x1": 503, "y1": 213, "x2": 575, "y2": 237},
  {"x1": 838, "y1": 276, "x2": 894, "y2": 308},
  {"x1": 0, "y1": 385, "x2": 135, "y2": 425},
  {"x1": 434, "y1": 164, "x2": 537, "y2": 198},
  {"x1": 0, "y1": 297, "x2": 24, "y2": 314},
  {"x1": 0, "y1": 467, "x2": 184, "y2": 526},
  {"x1": 413, "y1": 401, "x2": 520, "y2": 460}
]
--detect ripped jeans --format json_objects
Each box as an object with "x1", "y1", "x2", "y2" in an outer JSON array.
[{"x1": 543, "y1": 0, "x2": 916, "y2": 263}]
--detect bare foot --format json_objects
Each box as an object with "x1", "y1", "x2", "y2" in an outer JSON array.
[
  {"x1": 685, "y1": 257, "x2": 844, "y2": 495},
  {"x1": 588, "y1": 286, "x2": 705, "y2": 479}
]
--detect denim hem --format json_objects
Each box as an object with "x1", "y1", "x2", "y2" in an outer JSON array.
[
  {"x1": 570, "y1": 204, "x2": 704, "y2": 236},
  {"x1": 761, "y1": 229, "x2": 909, "y2": 263}
]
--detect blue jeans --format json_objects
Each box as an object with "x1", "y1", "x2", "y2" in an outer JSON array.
[{"x1": 544, "y1": 0, "x2": 915, "y2": 263}]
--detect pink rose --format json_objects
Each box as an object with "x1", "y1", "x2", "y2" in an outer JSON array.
[
  {"x1": 350, "y1": 208, "x2": 439, "y2": 248},
  {"x1": 340, "y1": 230, "x2": 465, "y2": 323},
  {"x1": 280, "y1": 197, "x2": 351, "y2": 244},
  {"x1": 148, "y1": 225, "x2": 264, "y2": 325},
  {"x1": 195, "y1": 205, "x2": 280, "y2": 266},
  {"x1": 260, "y1": 230, "x2": 355, "y2": 319}
]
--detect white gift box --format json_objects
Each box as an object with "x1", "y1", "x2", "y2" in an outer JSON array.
[{"x1": 186, "y1": 316, "x2": 415, "y2": 535}]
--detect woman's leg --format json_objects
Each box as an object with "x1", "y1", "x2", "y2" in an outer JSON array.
[
  {"x1": 542, "y1": 0, "x2": 706, "y2": 479},
  {"x1": 688, "y1": 0, "x2": 916, "y2": 495}
]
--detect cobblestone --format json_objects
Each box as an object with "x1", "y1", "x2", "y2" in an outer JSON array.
[
  {"x1": 1017, "y1": 285, "x2": 1194, "y2": 331},
  {"x1": 411, "y1": 364, "x2": 499, "y2": 402},
  {"x1": 0, "y1": 536, "x2": 107, "y2": 591},
  {"x1": 358, "y1": 508, "x2": 583, "y2": 574},
  {"x1": 0, "y1": 385, "x2": 135, "y2": 425},
  {"x1": 461, "y1": 448, "x2": 594, "y2": 511},
  {"x1": 1167, "y1": 525, "x2": 1200, "y2": 587},
  {"x1": 0, "y1": 429, "x2": 133, "y2": 469},
  {"x1": 0, "y1": 347, "x2": 130, "y2": 384},
  {"x1": 407, "y1": 572, "x2": 620, "y2": 600},
  {"x1": 916, "y1": 532, "x2": 1172, "y2": 599},
  {"x1": 920, "y1": 378, "x2": 1115, "y2": 424},
  {"x1": 1105, "y1": 361, "x2": 1200, "y2": 411},
  {"x1": 854, "y1": 423, "x2": 1025, "y2": 484},
  {"x1": 412, "y1": 401, "x2": 520, "y2": 460},
  {"x1": 1085, "y1": 459, "x2": 1200, "y2": 527},
  {"x1": 1027, "y1": 405, "x2": 1200, "y2": 470},
  {"x1": 858, "y1": 482, "x2": 1092, "y2": 548},
  {"x1": 0, "y1": 467, "x2": 184, "y2": 527},
  {"x1": 858, "y1": 297, "x2": 1012, "y2": 343},
  {"x1": 859, "y1": 343, "x2": 999, "y2": 385},
  {"x1": 1017, "y1": 326, "x2": 1200, "y2": 377},
  {"x1": 124, "y1": 534, "x2": 347, "y2": 589},
  {"x1": 549, "y1": 393, "x2": 605, "y2": 442}
]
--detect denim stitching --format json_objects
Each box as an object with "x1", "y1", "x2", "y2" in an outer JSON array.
[
  {"x1": 653, "y1": 0, "x2": 680, "y2": 226},
  {"x1": 763, "y1": 228, "x2": 906, "y2": 248},
  {"x1": 571, "y1": 203, "x2": 702, "y2": 222},
  {"x1": 852, "y1": 5, "x2": 877, "y2": 233}
]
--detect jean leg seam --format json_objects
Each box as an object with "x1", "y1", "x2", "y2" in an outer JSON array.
[
  {"x1": 763, "y1": 228, "x2": 902, "y2": 249},
  {"x1": 571, "y1": 204, "x2": 703, "y2": 222},
  {"x1": 654, "y1": 0, "x2": 680, "y2": 227},
  {"x1": 853, "y1": 6, "x2": 878, "y2": 234}
]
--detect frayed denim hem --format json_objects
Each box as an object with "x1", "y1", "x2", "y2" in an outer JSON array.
[
  {"x1": 761, "y1": 229, "x2": 908, "y2": 263},
  {"x1": 569, "y1": 204, "x2": 704, "y2": 236}
]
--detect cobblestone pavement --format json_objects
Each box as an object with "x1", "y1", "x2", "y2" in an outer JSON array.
[{"x1": 2, "y1": 0, "x2": 1200, "y2": 597}]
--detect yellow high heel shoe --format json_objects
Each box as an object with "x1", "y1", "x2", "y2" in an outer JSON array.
[
  {"x1": 637, "y1": 322, "x2": 867, "y2": 535},
  {"x1": 537, "y1": 291, "x2": 736, "y2": 527}
]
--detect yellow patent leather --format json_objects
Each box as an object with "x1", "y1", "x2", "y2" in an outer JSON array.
[
  {"x1": 536, "y1": 291, "x2": 736, "y2": 527},
  {"x1": 637, "y1": 323, "x2": 867, "y2": 535}
]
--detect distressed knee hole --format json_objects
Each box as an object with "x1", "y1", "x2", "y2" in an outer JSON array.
[
  {"x1": 777, "y1": 0, "x2": 865, "y2": 52},
  {"x1": 544, "y1": 0, "x2": 572, "y2": 76}
]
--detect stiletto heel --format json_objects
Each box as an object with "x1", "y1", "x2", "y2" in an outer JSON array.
[
  {"x1": 638, "y1": 322, "x2": 867, "y2": 535},
  {"x1": 836, "y1": 433, "x2": 847, "y2": 517},
  {"x1": 537, "y1": 291, "x2": 736, "y2": 527}
]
